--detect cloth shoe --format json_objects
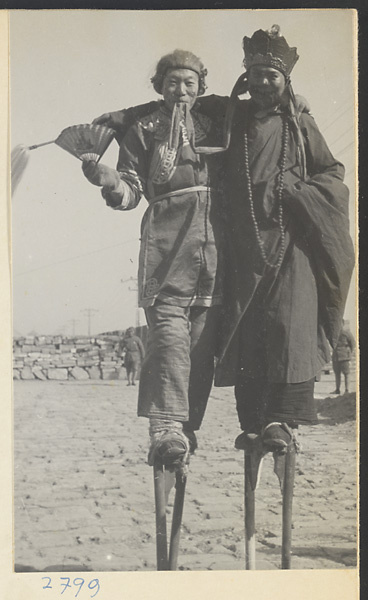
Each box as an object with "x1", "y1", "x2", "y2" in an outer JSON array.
[
  {"x1": 261, "y1": 422, "x2": 293, "y2": 454},
  {"x1": 148, "y1": 430, "x2": 189, "y2": 467},
  {"x1": 148, "y1": 420, "x2": 190, "y2": 467}
]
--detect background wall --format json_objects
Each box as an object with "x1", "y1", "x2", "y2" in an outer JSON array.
[{"x1": 13, "y1": 326, "x2": 148, "y2": 381}]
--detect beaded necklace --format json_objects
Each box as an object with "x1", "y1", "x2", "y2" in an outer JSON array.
[{"x1": 243, "y1": 114, "x2": 288, "y2": 269}]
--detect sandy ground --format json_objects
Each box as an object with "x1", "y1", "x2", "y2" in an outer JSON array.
[{"x1": 13, "y1": 364, "x2": 357, "y2": 572}]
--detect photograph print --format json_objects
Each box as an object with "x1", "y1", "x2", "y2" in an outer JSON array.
[{"x1": 10, "y1": 9, "x2": 358, "y2": 575}]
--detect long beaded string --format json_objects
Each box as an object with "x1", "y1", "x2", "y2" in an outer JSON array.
[{"x1": 244, "y1": 116, "x2": 288, "y2": 269}]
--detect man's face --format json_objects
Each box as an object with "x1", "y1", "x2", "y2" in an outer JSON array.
[
  {"x1": 162, "y1": 68, "x2": 199, "y2": 111},
  {"x1": 247, "y1": 66, "x2": 286, "y2": 109}
]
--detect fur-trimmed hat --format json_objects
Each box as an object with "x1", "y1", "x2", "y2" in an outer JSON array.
[
  {"x1": 243, "y1": 25, "x2": 299, "y2": 78},
  {"x1": 151, "y1": 49, "x2": 207, "y2": 96}
]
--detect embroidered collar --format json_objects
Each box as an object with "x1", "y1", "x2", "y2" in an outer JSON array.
[{"x1": 138, "y1": 102, "x2": 212, "y2": 143}]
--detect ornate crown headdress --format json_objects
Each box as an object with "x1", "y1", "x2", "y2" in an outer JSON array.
[{"x1": 242, "y1": 25, "x2": 299, "y2": 78}]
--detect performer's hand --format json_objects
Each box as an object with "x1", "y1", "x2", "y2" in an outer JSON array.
[
  {"x1": 92, "y1": 110, "x2": 126, "y2": 129},
  {"x1": 92, "y1": 113, "x2": 112, "y2": 126},
  {"x1": 294, "y1": 94, "x2": 311, "y2": 114},
  {"x1": 82, "y1": 161, "x2": 120, "y2": 189}
]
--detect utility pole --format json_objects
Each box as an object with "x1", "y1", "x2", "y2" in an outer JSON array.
[
  {"x1": 67, "y1": 318, "x2": 79, "y2": 337},
  {"x1": 81, "y1": 308, "x2": 99, "y2": 337},
  {"x1": 121, "y1": 277, "x2": 140, "y2": 328}
]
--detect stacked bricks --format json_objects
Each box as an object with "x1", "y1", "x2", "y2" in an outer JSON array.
[{"x1": 12, "y1": 328, "x2": 147, "y2": 381}]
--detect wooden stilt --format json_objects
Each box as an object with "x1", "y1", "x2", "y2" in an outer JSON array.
[
  {"x1": 244, "y1": 454, "x2": 256, "y2": 569},
  {"x1": 281, "y1": 445, "x2": 296, "y2": 569},
  {"x1": 243, "y1": 435, "x2": 266, "y2": 569},
  {"x1": 153, "y1": 458, "x2": 188, "y2": 571},
  {"x1": 165, "y1": 470, "x2": 176, "y2": 504},
  {"x1": 168, "y1": 472, "x2": 187, "y2": 570},
  {"x1": 153, "y1": 460, "x2": 169, "y2": 570},
  {"x1": 244, "y1": 429, "x2": 297, "y2": 571}
]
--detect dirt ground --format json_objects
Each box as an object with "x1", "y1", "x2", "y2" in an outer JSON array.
[{"x1": 13, "y1": 364, "x2": 357, "y2": 572}]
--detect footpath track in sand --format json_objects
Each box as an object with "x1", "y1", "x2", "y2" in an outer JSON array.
[{"x1": 13, "y1": 367, "x2": 357, "y2": 572}]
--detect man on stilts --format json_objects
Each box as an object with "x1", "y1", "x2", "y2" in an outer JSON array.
[
  {"x1": 82, "y1": 50, "x2": 226, "y2": 569},
  {"x1": 213, "y1": 25, "x2": 355, "y2": 568}
]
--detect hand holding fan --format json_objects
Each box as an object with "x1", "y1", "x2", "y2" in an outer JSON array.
[{"x1": 11, "y1": 123, "x2": 116, "y2": 194}]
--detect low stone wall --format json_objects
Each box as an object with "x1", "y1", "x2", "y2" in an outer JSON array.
[{"x1": 13, "y1": 330, "x2": 146, "y2": 381}]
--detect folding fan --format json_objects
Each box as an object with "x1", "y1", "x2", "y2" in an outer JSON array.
[
  {"x1": 53, "y1": 124, "x2": 116, "y2": 162},
  {"x1": 11, "y1": 123, "x2": 116, "y2": 195}
]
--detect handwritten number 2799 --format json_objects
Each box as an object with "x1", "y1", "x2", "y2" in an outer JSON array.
[{"x1": 42, "y1": 577, "x2": 100, "y2": 597}]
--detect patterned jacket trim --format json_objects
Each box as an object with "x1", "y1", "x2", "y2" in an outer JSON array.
[{"x1": 138, "y1": 108, "x2": 212, "y2": 143}]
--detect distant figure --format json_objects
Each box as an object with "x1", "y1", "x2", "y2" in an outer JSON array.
[
  {"x1": 120, "y1": 327, "x2": 145, "y2": 386},
  {"x1": 332, "y1": 320, "x2": 356, "y2": 395}
]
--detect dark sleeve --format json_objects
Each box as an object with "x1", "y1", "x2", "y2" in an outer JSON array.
[
  {"x1": 103, "y1": 101, "x2": 161, "y2": 144},
  {"x1": 283, "y1": 113, "x2": 355, "y2": 348},
  {"x1": 195, "y1": 95, "x2": 229, "y2": 123},
  {"x1": 117, "y1": 122, "x2": 150, "y2": 193},
  {"x1": 102, "y1": 122, "x2": 149, "y2": 211}
]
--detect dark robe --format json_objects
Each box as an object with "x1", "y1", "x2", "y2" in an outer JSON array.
[{"x1": 214, "y1": 100, "x2": 355, "y2": 386}]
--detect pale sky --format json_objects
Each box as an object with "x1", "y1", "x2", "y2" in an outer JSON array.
[{"x1": 10, "y1": 9, "x2": 357, "y2": 337}]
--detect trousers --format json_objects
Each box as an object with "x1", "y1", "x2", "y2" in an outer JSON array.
[
  {"x1": 234, "y1": 375, "x2": 317, "y2": 433},
  {"x1": 137, "y1": 302, "x2": 220, "y2": 430}
]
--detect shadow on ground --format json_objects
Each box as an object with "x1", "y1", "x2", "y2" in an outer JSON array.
[
  {"x1": 292, "y1": 545, "x2": 357, "y2": 567},
  {"x1": 258, "y1": 542, "x2": 356, "y2": 568}
]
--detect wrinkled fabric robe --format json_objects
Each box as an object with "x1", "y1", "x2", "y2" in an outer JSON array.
[
  {"x1": 102, "y1": 101, "x2": 226, "y2": 426},
  {"x1": 214, "y1": 100, "x2": 355, "y2": 386},
  {"x1": 103, "y1": 102, "x2": 224, "y2": 309}
]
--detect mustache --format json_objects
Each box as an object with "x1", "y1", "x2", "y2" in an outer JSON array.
[{"x1": 249, "y1": 87, "x2": 275, "y2": 95}]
